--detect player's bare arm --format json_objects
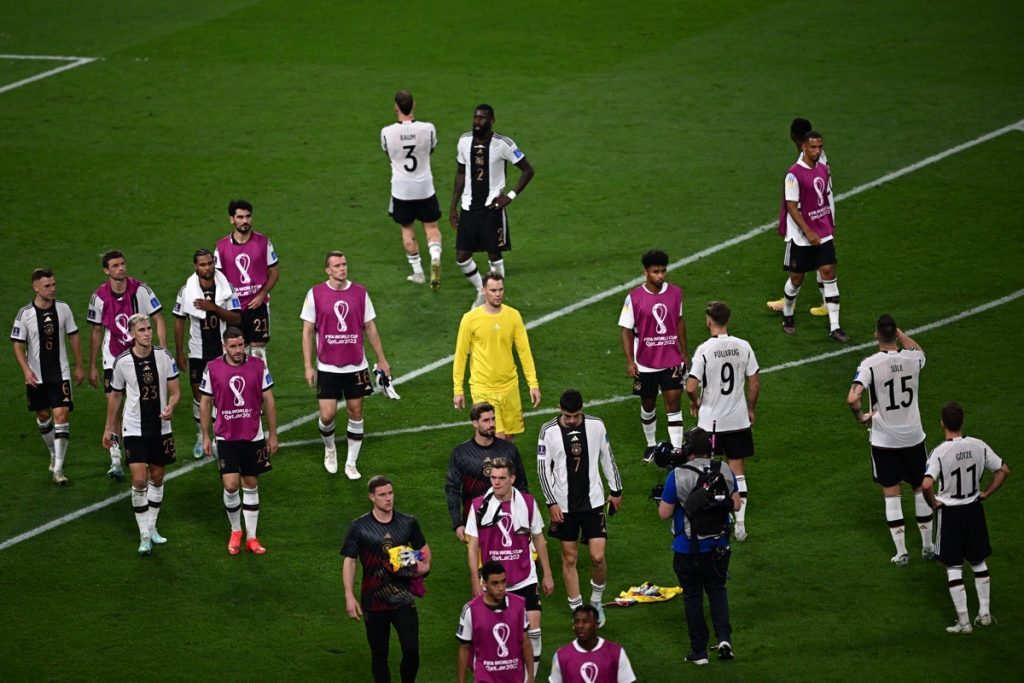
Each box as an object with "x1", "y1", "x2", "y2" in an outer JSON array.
[
  {"x1": 12, "y1": 341, "x2": 39, "y2": 386},
  {"x1": 263, "y1": 389, "x2": 279, "y2": 455},
  {"x1": 69, "y1": 332, "x2": 85, "y2": 385},
  {"x1": 193, "y1": 298, "x2": 242, "y2": 326},
  {"x1": 490, "y1": 157, "x2": 535, "y2": 210},
  {"x1": 200, "y1": 394, "x2": 214, "y2": 456},
  {"x1": 88, "y1": 324, "x2": 102, "y2": 386},
  {"x1": 980, "y1": 463, "x2": 1010, "y2": 500},
  {"x1": 173, "y1": 316, "x2": 187, "y2": 372},
  {"x1": 152, "y1": 311, "x2": 168, "y2": 348},
  {"x1": 249, "y1": 264, "x2": 279, "y2": 309},
  {"x1": 364, "y1": 319, "x2": 390, "y2": 377},
  {"x1": 786, "y1": 200, "x2": 820, "y2": 246},
  {"x1": 746, "y1": 373, "x2": 761, "y2": 425},
  {"x1": 160, "y1": 376, "x2": 180, "y2": 420},
  {"x1": 846, "y1": 383, "x2": 872, "y2": 424},
  {"x1": 450, "y1": 163, "x2": 466, "y2": 229},
  {"x1": 342, "y1": 557, "x2": 363, "y2": 620},
  {"x1": 685, "y1": 376, "x2": 701, "y2": 418},
  {"x1": 896, "y1": 328, "x2": 922, "y2": 353},
  {"x1": 301, "y1": 320, "x2": 316, "y2": 387},
  {"x1": 620, "y1": 327, "x2": 638, "y2": 378},
  {"x1": 103, "y1": 391, "x2": 124, "y2": 448},
  {"x1": 466, "y1": 535, "x2": 483, "y2": 595}
]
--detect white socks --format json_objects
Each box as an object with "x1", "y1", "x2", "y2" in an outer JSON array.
[
  {"x1": 640, "y1": 407, "x2": 657, "y2": 446},
  {"x1": 347, "y1": 419, "x2": 364, "y2": 466},
  {"x1": 457, "y1": 258, "x2": 483, "y2": 290},
  {"x1": 885, "y1": 495, "x2": 907, "y2": 556},
  {"x1": 242, "y1": 486, "x2": 260, "y2": 539}
]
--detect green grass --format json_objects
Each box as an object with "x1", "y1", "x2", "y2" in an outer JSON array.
[{"x1": 1, "y1": 1, "x2": 1023, "y2": 680}]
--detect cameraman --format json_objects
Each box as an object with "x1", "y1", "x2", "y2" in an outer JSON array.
[{"x1": 657, "y1": 428, "x2": 740, "y2": 666}]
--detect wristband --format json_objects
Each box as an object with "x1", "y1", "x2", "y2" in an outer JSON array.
[{"x1": 507, "y1": 190, "x2": 517, "y2": 201}]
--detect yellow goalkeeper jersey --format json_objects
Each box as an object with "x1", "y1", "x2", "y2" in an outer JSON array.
[{"x1": 453, "y1": 304, "x2": 538, "y2": 394}]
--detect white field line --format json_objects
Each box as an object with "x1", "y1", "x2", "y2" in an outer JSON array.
[
  {"x1": 0, "y1": 54, "x2": 97, "y2": 95},
  {"x1": 4, "y1": 287, "x2": 1020, "y2": 551},
  {"x1": 1, "y1": 122, "x2": 1022, "y2": 551}
]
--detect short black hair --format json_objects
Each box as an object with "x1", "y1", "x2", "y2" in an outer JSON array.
[
  {"x1": 641, "y1": 249, "x2": 669, "y2": 268},
  {"x1": 395, "y1": 90, "x2": 414, "y2": 115},
  {"x1": 479, "y1": 560, "x2": 506, "y2": 581},
  {"x1": 573, "y1": 604, "x2": 599, "y2": 621},
  {"x1": 685, "y1": 427, "x2": 712, "y2": 457},
  {"x1": 790, "y1": 117, "x2": 813, "y2": 138},
  {"x1": 228, "y1": 199, "x2": 253, "y2": 216},
  {"x1": 193, "y1": 248, "x2": 213, "y2": 264},
  {"x1": 876, "y1": 314, "x2": 898, "y2": 344},
  {"x1": 368, "y1": 475, "x2": 392, "y2": 494},
  {"x1": 941, "y1": 401, "x2": 965, "y2": 432},
  {"x1": 559, "y1": 388, "x2": 583, "y2": 413},
  {"x1": 706, "y1": 301, "x2": 731, "y2": 326},
  {"x1": 222, "y1": 326, "x2": 244, "y2": 343},
  {"x1": 101, "y1": 250, "x2": 124, "y2": 269},
  {"x1": 802, "y1": 130, "x2": 823, "y2": 144},
  {"x1": 475, "y1": 104, "x2": 495, "y2": 119},
  {"x1": 470, "y1": 402, "x2": 495, "y2": 421},
  {"x1": 31, "y1": 268, "x2": 54, "y2": 283}
]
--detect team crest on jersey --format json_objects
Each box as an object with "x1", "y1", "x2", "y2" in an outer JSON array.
[
  {"x1": 43, "y1": 321, "x2": 56, "y2": 336},
  {"x1": 143, "y1": 371, "x2": 155, "y2": 385},
  {"x1": 570, "y1": 436, "x2": 583, "y2": 458}
]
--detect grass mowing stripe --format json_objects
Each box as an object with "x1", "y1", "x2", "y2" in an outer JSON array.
[
  {"x1": 0, "y1": 55, "x2": 97, "y2": 95},
  {"x1": 7, "y1": 287, "x2": 1017, "y2": 551},
  {"x1": 274, "y1": 117, "x2": 1024, "y2": 437}
]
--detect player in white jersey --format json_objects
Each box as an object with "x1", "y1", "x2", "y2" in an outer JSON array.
[
  {"x1": 105, "y1": 314, "x2": 180, "y2": 555},
  {"x1": 686, "y1": 301, "x2": 760, "y2": 540},
  {"x1": 922, "y1": 401, "x2": 1010, "y2": 633},
  {"x1": 11, "y1": 268, "x2": 85, "y2": 484},
  {"x1": 767, "y1": 117, "x2": 831, "y2": 317},
  {"x1": 847, "y1": 314, "x2": 932, "y2": 565},
  {"x1": 450, "y1": 104, "x2": 535, "y2": 307},
  {"x1": 173, "y1": 249, "x2": 242, "y2": 458},
  {"x1": 381, "y1": 90, "x2": 444, "y2": 289}
]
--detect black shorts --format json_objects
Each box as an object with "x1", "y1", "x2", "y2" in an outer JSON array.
[
  {"x1": 26, "y1": 380, "x2": 73, "y2": 412},
  {"x1": 870, "y1": 441, "x2": 927, "y2": 487},
  {"x1": 456, "y1": 207, "x2": 511, "y2": 253},
  {"x1": 632, "y1": 366, "x2": 686, "y2": 399},
  {"x1": 549, "y1": 507, "x2": 608, "y2": 542},
  {"x1": 216, "y1": 438, "x2": 272, "y2": 477},
  {"x1": 783, "y1": 239, "x2": 837, "y2": 273},
  {"x1": 936, "y1": 500, "x2": 991, "y2": 566},
  {"x1": 712, "y1": 428, "x2": 755, "y2": 460},
  {"x1": 510, "y1": 583, "x2": 542, "y2": 612},
  {"x1": 188, "y1": 357, "x2": 211, "y2": 388},
  {"x1": 389, "y1": 195, "x2": 441, "y2": 226},
  {"x1": 123, "y1": 433, "x2": 176, "y2": 466},
  {"x1": 240, "y1": 303, "x2": 271, "y2": 345},
  {"x1": 317, "y1": 368, "x2": 373, "y2": 401},
  {"x1": 103, "y1": 368, "x2": 115, "y2": 394}
]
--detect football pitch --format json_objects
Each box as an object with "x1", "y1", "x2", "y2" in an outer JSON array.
[{"x1": 2, "y1": 1, "x2": 1022, "y2": 680}]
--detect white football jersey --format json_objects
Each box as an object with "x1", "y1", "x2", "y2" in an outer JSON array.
[
  {"x1": 853, "y1": 349, "x2": 926, "y2": 448},
  {"x1": 110, "y1": 346, "x2": 178, "y2": 436},
  {"x1": 381, "y1": 120, "x2": 437, "y2": 200},
  {"x1": 457, "y1": 132, "x2": 525, "y2": 210},
  {"x1": 925, "y1": 436, "x2": 1003, "y2": 506},
  {"x1": 172, "y1": 284, "x2": 242, "y2": 360},
  {"x1": 10, "y1": 300, "x2": 78, "y2": 382},
  {"x1": 689, "y1": 334, "x2": 759, "y2": 432}
]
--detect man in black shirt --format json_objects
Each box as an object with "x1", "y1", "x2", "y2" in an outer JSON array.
[
  {"x1": 342, "y1": 475, "x2": 432, "y2": 683},
  {"x1": 445, "y1": 401, "x2": 530, "y2": 541}
]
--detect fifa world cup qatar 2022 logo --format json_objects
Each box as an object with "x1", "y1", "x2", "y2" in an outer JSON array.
[
  {"x1": 229, "y1": 375, "x2": 246, "y2": 407},
  {"x1": 497, "y1": 514, "x2": 514, "y2": 549},
  {"x1": 580, "y1": 662, "x2": 600, "y2": 683},
  {"x1": 115, "y1": 313, "x2": 131, "y2": 343},
  {"x1": 235, "y1": 253, "x2": 252, "y2": 284},
  {"x1": 651, "y1": 303, "x2": 669, "y2": 335},
  {"x1": 492, "y1": 622, "x2": 511, "y2": 658},
  {"x1": 333, "y1": 301, "x2": 349, "y2": 332},
  {"x1": 813, "y1": 176, "x2": 827, "y2": 207}
]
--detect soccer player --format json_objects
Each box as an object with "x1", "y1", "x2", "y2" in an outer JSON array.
[
  {"x1": 537, "y1": 389, "x2": 623, "y2": 628},
  {"x1": 342, "y1": 476, "x2": 431, "y2": 683},
  {"x1": 446, "y1": 401, "x2": 531, "y2": 541},
  {"x1": 686, "y1": 301, "x2": 760, "y2": 541},
  {"x1": 199, "y1": 326, "x2": 278, "y2": 555},
  {"x1": 453, "y1": 272, "x2": 540, "y2": 440},
  {"x1": 465, "y1": 458, "x2": 554, "y2": 677},
  {"x1": 173, "y1": 249, "x2": 241, "y2": 458},
  {"x1": 381, "y1": 90, "x2": 443, "y2": 289},
  {"x1": 449, "y1": 104, "x2": 535, "y2": 307},
  {"x1": 11, "y1": 268, "x2": 85, "y2": 485},
  {"x1": 302, "y1": 251, "x2": 391, "y2": 479},
  {"x1": 658, "y1": 427, "x2": 741, "y2": 665},
  {"x1": 549, "y1": 604, "x2": 636, "y2": 683},
  {"x1": 922, "y1": 401, "x2": 1010, "y2": 634},
  {"x1": 618, "y1": 249, "x2": 688, "y2": 457},
  {"x1": 767, "y1": 117, "x2": 830, "y2": 317},
  {"x1": 847, "y1": 314, "x2": 932, "y2": 565},
  {"x1": 214, "y1": 199, "x2": 279, "y2": 365},
  {"x1": 773, "y1": 130, "x2": 849, "y2": 341},
  {"x1": 456, "y1": 560, "x2": 534, "y2": 683},
  {"x1": 104, "y1": 314, "x2": 180, "y2": 556},
  {"x1": 87, "y1": 250, "x2": 166, "y2": 480}
]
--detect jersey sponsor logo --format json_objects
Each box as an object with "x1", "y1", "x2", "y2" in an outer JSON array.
[
  {"x1": 333, "y1": 300, "x2": 349, "y2": 332},
  {"x1": 235, "y1": 254, "x2": 252, "y2": 284},
  {"x1": 228, "y1": 375, "x2": 247, "y2": 406}
]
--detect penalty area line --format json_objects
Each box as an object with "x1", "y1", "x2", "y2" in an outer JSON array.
[{"x1": 0, "y1": 54, "x2": 98, "y2": 95}]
